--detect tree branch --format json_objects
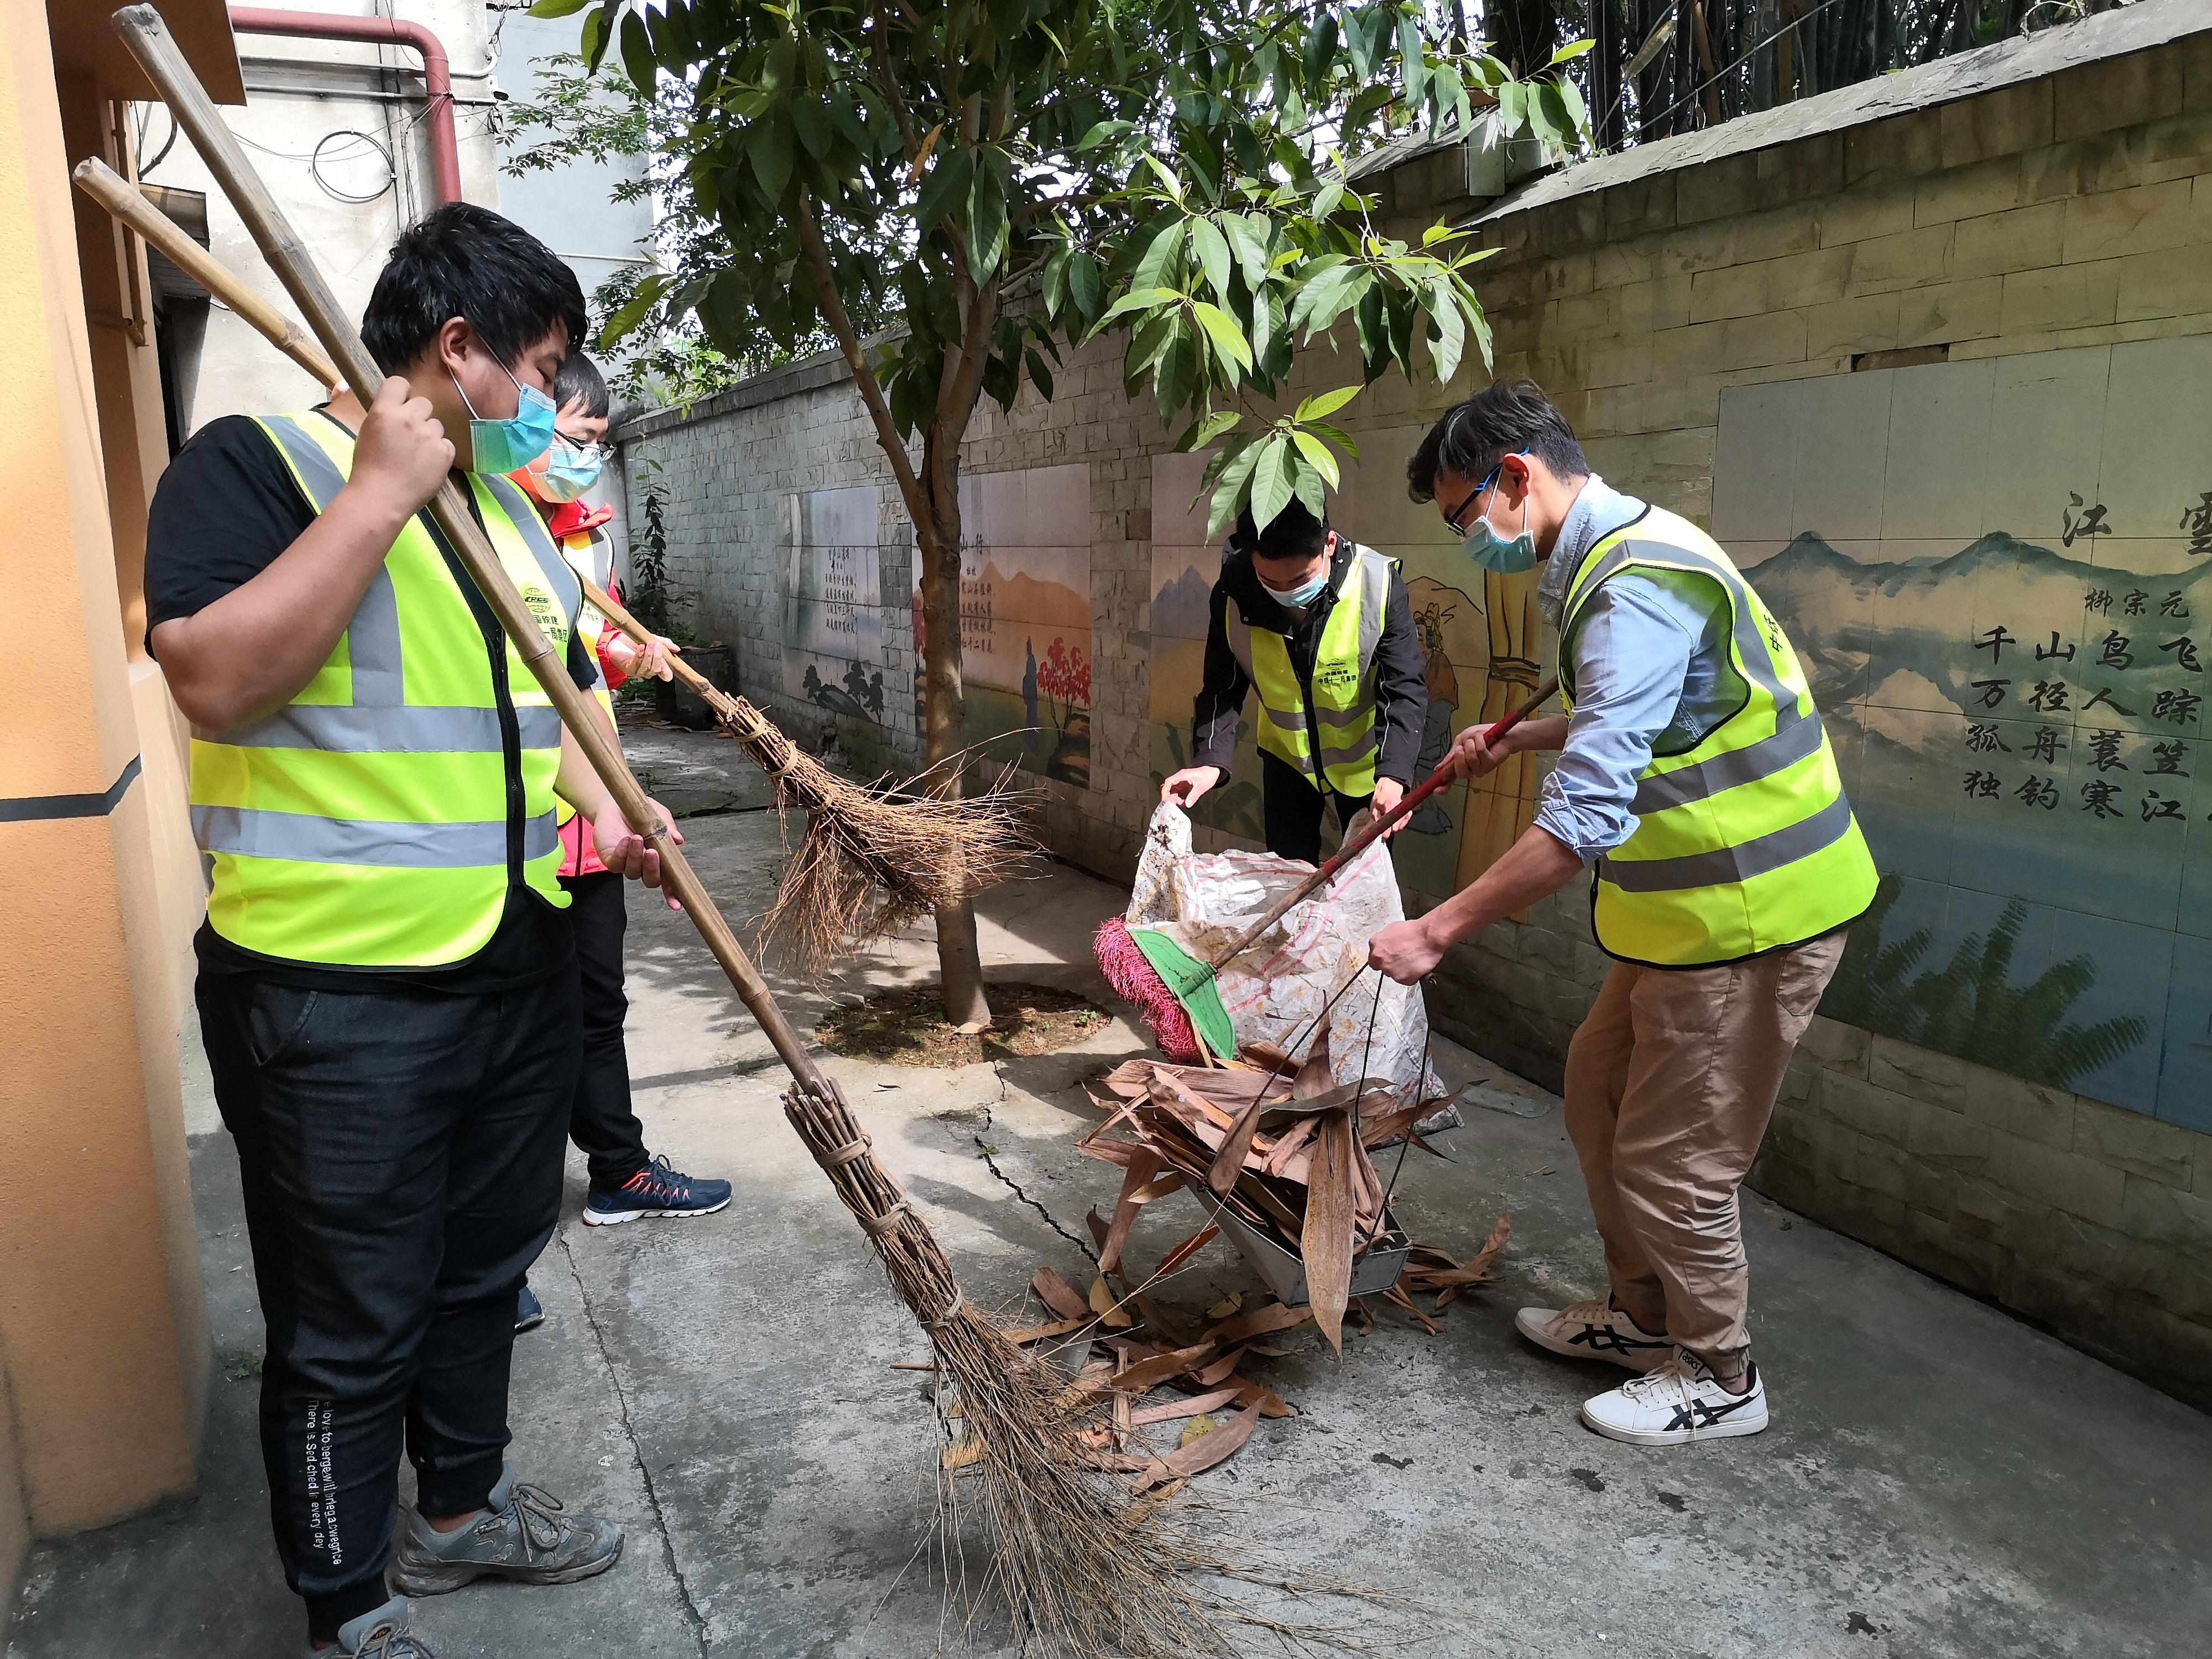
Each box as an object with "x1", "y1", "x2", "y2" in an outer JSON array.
[
  {"x1": 869, "y1": 1, "x2": 922, "y2": 161},
  {"x1": 794, "y1": 189, "x2": 925, "y2": 515}
]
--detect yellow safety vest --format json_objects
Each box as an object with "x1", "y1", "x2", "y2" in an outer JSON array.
[
  {"x1": 1559, "y1": 506, "x2": 1877, "y2": 968},
  {"x1": 1224, "y1": 543, "x2": 1397, "y2": 796},
  {"x1": 187, "y1": 411, "x2": 582, "y2": 967}
]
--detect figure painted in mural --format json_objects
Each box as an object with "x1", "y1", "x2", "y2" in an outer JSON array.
[
  {"x1": 507, "y1": 352, "x2": 732, "y2": 1342},
  {"x1": 1368, "y1": 379, "x2": 1879, "y2": 1449},
  {"x1": 143, "y1": 206, "x2": 657, "y2": 1656},
  {"x1": 1023, "y1": 635, "x2": 1042, "y2": 748},
  {"x1": 1158, "y1": 495, "x2": 1429, "y2": 864}
]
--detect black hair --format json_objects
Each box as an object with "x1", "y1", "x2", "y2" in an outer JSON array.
[
  {"x1": 360, "y1": 202, "x2": 588, "y2": 376},
  {"x1": 1407, "y1": 378, "x2": 1588, "y2": 503},
  {"x1": 552, "y1": 352, "x2": 610, "y2": 420},
  {"x1": 1234, "y1": 495, "x2": 1329, "y2": 562}
]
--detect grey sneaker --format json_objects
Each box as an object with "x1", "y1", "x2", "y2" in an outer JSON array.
[
  {"x1": 388, "y1": 1469, "x2": 623, "y2": 1597},
  {"x1": 304, "y1": 1595, "x2": 435, "y2": 1657}
]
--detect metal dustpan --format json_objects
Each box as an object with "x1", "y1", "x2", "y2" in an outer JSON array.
[{"x1": 1193, "y1": 1188, "x2": 1412, "y2": 1308}]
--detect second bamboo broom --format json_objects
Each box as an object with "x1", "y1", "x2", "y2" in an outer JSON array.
[
  {"x1": 106, "y1": 11, "x2": 1251, "y2": 1652},
  {"x1": 72, "y1": 153, "x2": 1027, "y2": 975}
]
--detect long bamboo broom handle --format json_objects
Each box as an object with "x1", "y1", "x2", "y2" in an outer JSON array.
[
  {"x1": 109, "y1": 6, "x2": 828, "y2": 1092},
  {"x1": 1205, "y1": 675, "x2": 1559, "y2": 972},
  {"x1": 71, "y1": 157, "x2": 334, "y2": 388},
  {"x1": 70, "y1": 161, "x2": 808, "y2": 768}
]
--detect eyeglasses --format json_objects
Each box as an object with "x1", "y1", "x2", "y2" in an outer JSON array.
[
  {"x1": 552, "y1": 436, "x2": 607, "y2": 465},
  {"x1": 1441, "y1": 458, "x2": 1509, "y2": 536}
]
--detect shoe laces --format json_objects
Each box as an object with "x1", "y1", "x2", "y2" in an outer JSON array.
[
  {"x1": 1619, "y1": 1348, "x2": 1705, "y2": 1404},
  {"x1": 624, "y1": 1154, "x2": 691, "y2": 1204},
  {"x1": 354, "y1": 1622, "x2": 431, "y2": 1659},
  {"x1": 494, "y1": 1481, "x2": 576, "y2": 1559},
  {"x1": 1557, "y1": 1296, "x2": 1614, "y2": 1326}
]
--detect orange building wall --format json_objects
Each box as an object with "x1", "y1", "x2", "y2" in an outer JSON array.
[{"x1": 0, "y1": 0, "x2": 213, "y2": 1605}]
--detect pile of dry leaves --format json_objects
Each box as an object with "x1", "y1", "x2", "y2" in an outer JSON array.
[{"x1": 920, "y1": 1051, "x2": 1511, "y2": 1495}]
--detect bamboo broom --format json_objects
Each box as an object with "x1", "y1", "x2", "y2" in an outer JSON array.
[
  {"x1": 70, "y1": 155, "x2": 1028, "y2": 974},
  {"x1": 106, "y1": 13, "x2": 1244, "y2": 1650}
]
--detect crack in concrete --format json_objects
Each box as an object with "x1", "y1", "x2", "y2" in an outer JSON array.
[
  {"x1": 556, "y1": 1230, "x2": 713, "y2": 1657},
  {"x1": 972, "y1": 1063, "x2": 1098, "y2": 1266}
]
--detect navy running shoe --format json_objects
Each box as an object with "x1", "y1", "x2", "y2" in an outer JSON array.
[
  {"x1": 515, "y1": 1284, "x2": 545, "y2": 1333},
  {"x1": 582, "y1": 1155, "x2": 732, "y2": 1226}
]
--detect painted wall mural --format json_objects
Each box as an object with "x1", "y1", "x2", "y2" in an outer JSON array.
[
  {"x1": 783, "y1": 485, "x2": 887, "y2": 723},
  {"x1": 1717, "y1": 338, "x2": 2212, "y2": 1129},
  {"x1": 1149, "y1": 434, "x2": 1550, "y2": 910},
  {"x1": 912, "y1": 463, "x2": 1094, "y2": 787}
]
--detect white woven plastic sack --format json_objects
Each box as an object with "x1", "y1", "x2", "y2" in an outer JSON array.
[{"x1": 1126, "y1": 804, "x2": 1444, "y2": 1101}]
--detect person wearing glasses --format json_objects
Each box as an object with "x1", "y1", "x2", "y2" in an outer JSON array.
[
  {"x1": 507, "y1": 354, "x2": 732, "y2": 1338},
  {"x1": 1367, "y1": 379, "x2": 1876, "y2": 1448},
  {"x1": 1158, "y1": 494, "x2": 1428, "y2": 864}
]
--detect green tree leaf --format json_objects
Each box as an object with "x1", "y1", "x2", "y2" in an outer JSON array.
[
  {"x1": 1291, "y1": 428, "x2": 1341, "y2": 489},
  {"x1": 1176, "y1": 410, "x2": 1242, "y2": 452},
  {"x1": 527, "y1": 0, "x2": 592, "y2": 17},
  {"x1": 619, "y1": 11, "x2": 656, "y2": 93},
  {"x1": 915, "y1": 147, "x2": 973, "y2": 233},
  {"x1": 1189, "y1": 217, "x2": 1234, "y2": 305},
  {"x1": 1249, "y1": 435, "x2": 1295, "y2": 531},
  {"x1": 1190, "y1": 300, "x2": 1253, "y2": 374},
  {"x1": 1550, "y1": 37, "x2": 1597, "y2": 65},
  {"x1": 1293, "y1": 385, "x2": 1360, "y2": 422},
  {"x1": 747, "y1": 110, "x2": 794, "y2": 204}
]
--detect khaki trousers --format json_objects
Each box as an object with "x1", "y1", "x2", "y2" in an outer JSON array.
[{"x1": 1561, "y1": 932, "x2": 1846, "y2": 1378}]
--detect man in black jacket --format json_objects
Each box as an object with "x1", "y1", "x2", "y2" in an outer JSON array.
[{"x1": 1160, "y1": 497, "x2": 1428, "y2": 863}]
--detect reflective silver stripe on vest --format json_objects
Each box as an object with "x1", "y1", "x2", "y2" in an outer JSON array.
[
  {"x1": 204, "y1": 704, "x2": 566, "y2": 754},
  {"x1": 1566, "y1": 533, "x2": 1798, "y2": 718},
  {"x1": 1632, "y1": 701, "x2": 1828, "y2": 814},
  {"x1": 191, "y1": 805, "x2": 561, "y2": 868},
  {"x1": 1316, "y1": 729, "x2": 1379, "y2": 769},
  {"x1": 262, "y1": 416, "x2": 404, "y2": 706},
  {"x1": 1597, "y1": 791, "x2": 1855, "y2": 894}
]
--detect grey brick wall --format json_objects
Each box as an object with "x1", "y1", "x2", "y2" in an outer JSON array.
[{"x1": 615, "y1": 33, "x2": 2212, "y2": 1407}]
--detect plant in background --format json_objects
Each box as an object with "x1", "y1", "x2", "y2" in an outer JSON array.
[
  {"x1": 530, "y1": 0, "x2": 1589, "y2": 1026},
  {"x1": 624, "y1": 459, "x2": 688, "y2": 641}
]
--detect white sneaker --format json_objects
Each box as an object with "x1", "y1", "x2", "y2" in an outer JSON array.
[
  {"x1": 1580, "y1": 1349, "x2": 1769, "y2": 1446},
  {"x1": 1515, "y1": 1297, "x2": 1674, "y2": 1371}
]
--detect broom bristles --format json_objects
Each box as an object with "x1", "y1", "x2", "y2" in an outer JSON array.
[
  {"x1": 782, "y1": 1073, "x2": 1237, "y2": 1656},
  {"x1": 1094, "y1": 917, "x2": 1201, "y2": 1061}
]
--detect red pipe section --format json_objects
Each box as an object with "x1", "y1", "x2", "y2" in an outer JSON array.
[{"x1": 227, "y1": 7, "x2": 463, "y2": 206}]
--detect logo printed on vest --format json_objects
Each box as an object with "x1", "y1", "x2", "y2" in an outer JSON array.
[{"x1": 521, "y1": 583, "x2": 570, "y2": 650}]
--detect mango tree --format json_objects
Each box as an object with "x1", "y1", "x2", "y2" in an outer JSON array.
[{"x1": 533, "y1": 0, "x2": 1590, "y2": 1027}]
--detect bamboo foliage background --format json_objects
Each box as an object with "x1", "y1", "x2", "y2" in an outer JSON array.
[{"x1": 1453, "y1": 0, "x2": 2122, "y2": 148}]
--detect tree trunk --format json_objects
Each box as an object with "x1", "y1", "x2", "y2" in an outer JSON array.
[{"x1": 916, "y1": 452, "x2": 993, "y2": 1032}]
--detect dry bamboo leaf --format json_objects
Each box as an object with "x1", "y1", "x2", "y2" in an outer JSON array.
[
  {"x1": 1087, "y1": 1275, "x2": 1135, "y2": 1329},
  {"x1": 1112, "y1": 1342, "x2": 1219, "y2": 1393},
  {"x1": 1031, "y1": 1266, "x2": 1089, "y2": 1322},
  {"x1": 1228, "y1": 1381, "x2": 1296, "y2": 1417},
  {"x1": 1206, "y1": 1091, "x2": 1271, "y2": 1197},
  {"x1": 1192, "y1": 1346, "x2": 1248, "y2": 1387},
  {"x1": 1350, "y1": 1296, "x2": 1375, "y2": 1337},
  {"x1": 1001, "y1": 1316, "x2": 1089, "y2": 1345},
  {"x1": 1302, "y1": 1109, "x2": 1357, "y2": 1354},
  {"x1": 1099, "y1": 1150, "x2": 1165, "y2": 1274},
  {"x1": 1205, "y1": 1292, "x2": 1243, "y2": 1321},
  {"x1": 1177, "y1": 1413, "x2": 1219, "y2": 1448},
  {"x1": 1380, "y1": 1282, "x2": 1443, "y2": 1335},
  {"x1": 1209, "y1": 1301, "x2": 1313, "y2": 1344},
  {"x1": 1292, "y1": 1036, "x2": 1332, "y2": 1098},
  {"x1": 941, "y1": 1436, "x2": 984, "y2": 1471},
  {"x1": 1086, "y1": 1207, "x2": 1111, "y2": 1253},
  {"x1": 1113, "y1": 1389, "x2": 1133, "y2": 1450},
  {"x1": 1130, "y1": 1399, "x2": 1262, "y2": 1494},
  {"x1": 1260, "y1": 1113, "x2": 1321, "y2": 1177},
  {"x1": 1128, "y1": 1385, "x2": 1240, "y2": 1426},
  {"x1": 1153, "y1": 1224, "x2": 1219, "y2": 1279}
]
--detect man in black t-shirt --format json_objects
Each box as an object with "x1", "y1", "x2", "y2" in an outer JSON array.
[{"x1": 147, "y1": 205, "x2": 675, "y2": 1659}]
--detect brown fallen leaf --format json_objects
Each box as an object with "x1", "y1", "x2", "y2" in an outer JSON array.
[
  {"x1": 1228, "y1": 1381, "x2": 1296, "y2": 1417},
  {"x1": 1088, "y1": 1275, "x2": 1134, "y2": 1329},
  {"x1": 1099, "y1": 1150, "x2": 1165, "y2": 1274},
  {"x1": 1111, "y1": 1341, "x2": 1219, "y2": 1393},
  {"x1": 1206, "y1": 1090, "x2": 1271, "y2": 1196},
  {"x1": 1000, "y1": 1316, "x2": 1089, "y2": 1345},
  {"x1": 1113, "y1": 1389, "x2": 1133, "y2": 1450},
  {"x1": 1128, "y1": 1385, "x2": 1240, "y2": 1427},
  {"x1": 1130, "y1": 1399, "x2": 1263, "y2": 1493},
  {"x1": 1381, "y1": 1281, "x2": 1442, "y2": 1334},
  {"x1": 1031, "y1": 1266, "x2": 1089, "y2": 1322},
  {"x1": 1206, "y1": 1292, "x2": 1243, "y2": 1321},
  {"x1": 1209, "y1": 1301, "x2": 1313, "y2": 1345},
  {"x1": 1193, "y1": 1345, "x2": 1249, "y2": 1387},
  {"x1": 941, "y1": 1437, "x2": 984, "y2": 1471},
  {"x1": 1302, "y1": 1108, "x2": 1357, "y2": 1354},
  {"x1": 1153, "y1": 1224, "x2": 1219, "y2": 1279}
]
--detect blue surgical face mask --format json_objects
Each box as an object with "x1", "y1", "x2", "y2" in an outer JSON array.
[
  {"x1": 1267, "y1": 570, "x2": 1330, "y2": 609},
  {"x1": 536, "y1": 436, "x2": 605, "y2": 503},
  {"x1": 451, "y1": 357, "x2": 557, "y2": 476},
  {"x1": 1458, "y1": 455, "x2": 1538, "y2": 574}
]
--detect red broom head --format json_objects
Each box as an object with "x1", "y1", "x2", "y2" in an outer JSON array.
[{"x1": 1093, "y1": 916, "x2": 1200, "y2": 1062}]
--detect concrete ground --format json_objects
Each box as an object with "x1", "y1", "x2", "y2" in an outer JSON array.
[{"x1": 11, "y1": 723, "x2": 2211, "y2": 1658}]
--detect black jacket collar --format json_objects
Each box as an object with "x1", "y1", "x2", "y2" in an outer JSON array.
[{"x1": 1219, "y1": 531, "x2": 1354, "y2": 637}]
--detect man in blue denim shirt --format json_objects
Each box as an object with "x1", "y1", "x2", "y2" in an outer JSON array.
[{"x1": 1369, "y1": 380, "x2": 1874, "y2": 1449}]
